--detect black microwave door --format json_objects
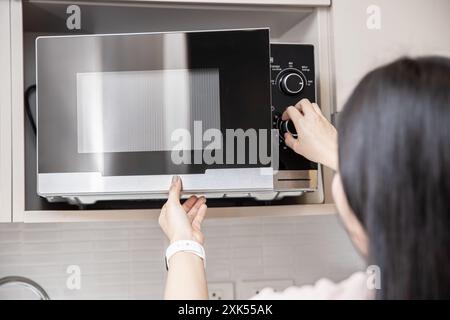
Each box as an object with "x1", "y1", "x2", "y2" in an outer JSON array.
[{"x1": 36, "y1": 29, "x2": 272, "y2": 176}]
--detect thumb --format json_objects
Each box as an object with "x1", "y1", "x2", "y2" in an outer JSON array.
[{"x1": 168, "y1": 175, "x2": 182, "y2": 203}]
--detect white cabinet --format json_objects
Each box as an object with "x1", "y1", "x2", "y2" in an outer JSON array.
[
  {"x1": 331, "y1": 0, "x2": 450, "y2": 111},
  {"x1": 10, "y1": 0, "x2": 336, "y2": 222},
  {"x1": 0, "y1": 0, "x2": 12, "y2": 223}
]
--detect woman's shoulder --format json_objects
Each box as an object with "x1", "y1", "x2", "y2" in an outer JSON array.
[{"x1": 250, "y1": 272, "x2": 374, "y2": 300}]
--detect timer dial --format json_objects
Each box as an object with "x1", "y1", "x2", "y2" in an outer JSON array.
[{"x1": 278, "y1": 70, "x2": 305, "y2": 95}]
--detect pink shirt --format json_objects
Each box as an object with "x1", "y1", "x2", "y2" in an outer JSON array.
[{"x1": 251, "y1": 272, "x2": 375, "y2": 300}]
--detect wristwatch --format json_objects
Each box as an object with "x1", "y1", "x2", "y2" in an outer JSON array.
[{"x1": 165, "y1": 240, "x2": 206, "y2": 270}]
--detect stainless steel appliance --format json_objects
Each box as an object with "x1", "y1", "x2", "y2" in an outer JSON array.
[{"x1": 36, "y1": 29, "x2": 318, "y2": 204}]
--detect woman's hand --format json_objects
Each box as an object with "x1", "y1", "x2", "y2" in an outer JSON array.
[
  {"x1": 160, "y1": 176, "x2": 209, "y2": 300},
  {"x1": 159, "y1": 176, "x2": 207, "y2": 244},
  {"x1": 282, "y1": 99, "x2": 338, "y2": 171}
]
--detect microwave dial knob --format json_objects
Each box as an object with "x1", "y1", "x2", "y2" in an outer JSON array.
[
  {"x1": 275, "y1": 115, "x2": 298, "y2": 139},
  {"x1": 280, "y1": 120, "x2": 298, "y2": 138},
  {"x1": 279, "y1": 71, "x2": 305, "y2": 95}
]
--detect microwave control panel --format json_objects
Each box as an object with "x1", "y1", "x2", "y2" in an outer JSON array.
[{"x1": 270, "y1": 43, "x2": 318, "y2": 171}]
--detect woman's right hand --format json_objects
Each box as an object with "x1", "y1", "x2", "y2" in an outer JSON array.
[{"x1": 282, "y1": 99, "x2": 338, "y2": 171}]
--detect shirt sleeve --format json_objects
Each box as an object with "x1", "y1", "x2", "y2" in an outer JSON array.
[{"x1": 249, "y1": 272, "x2": 373, "y2": 300}]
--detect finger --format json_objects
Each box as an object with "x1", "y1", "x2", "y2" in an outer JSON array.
[
  {"x1": 284, "y1": 132, "x2": 299, "y2": 153},
  {"x1": 312, "y1": 103, "x2": 322, "y2": 115},
  {"x1": 281, "y1": 106, "x2": 302, "y2": 124},
  {"x1": 281, "y1": 108, "x2": 290, "y2": 121},
  {"x1": 187, "y1": 197, "x2": 206, "y2": 222},
  {"x1": 182, "y1": 195, "x2": 198, "y2": 212},
  {"x1": 296, "y1": 99, "x2": 315, "y2": 117},
  {"x1": 282, "y1": 99, "x2": 311, "y2": 120},
  {"x1": 192, "y1": 204, "x2": 207, "y2": 230},
  {"x1": 168, "y1": 175, "x2": 182, "y2": 204},
  {"x1": 281, "y1": 105, "x2": 301, "y2": 121}
]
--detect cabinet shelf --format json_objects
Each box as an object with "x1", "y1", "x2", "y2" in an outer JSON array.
[{"x1": 23, "y1": 203, "x2": 337, "y2": 223}]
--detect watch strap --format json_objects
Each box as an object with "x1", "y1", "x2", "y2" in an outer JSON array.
[{"x1": 165, "y1": 240, "x2": 206, "y2": 270}]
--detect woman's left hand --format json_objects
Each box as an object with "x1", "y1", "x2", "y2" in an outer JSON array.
[
  {"x1": 159, "y1": 176, "x2": 207, "y2": 244},
  {"x1": 160, "y1": 176, "x2": 209, "y2": 300}
]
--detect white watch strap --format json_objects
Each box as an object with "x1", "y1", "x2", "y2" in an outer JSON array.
[{"x1": 165, "y1": 240, "x2": 206, "y2": 270}]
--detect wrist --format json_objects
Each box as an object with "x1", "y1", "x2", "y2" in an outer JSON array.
[
  {"x1": 323, "y1": 133, "x2": 338, "y2": 171},
  {"x1": 170, "y1": 231, "x2": 195, "y2": 244},
  {"x1": 165, "y1": 240, "x2": 206, "y2": 270},
  {"x1": 325, "y1": 147, "x2": 338, "y2": 171}
]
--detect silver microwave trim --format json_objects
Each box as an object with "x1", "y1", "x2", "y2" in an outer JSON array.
[
  {"x1": 37, "y1": 167, "x2": 274, "y2": 203},
  {"x1": 37, "y1": 169, "x2": 318, "y2": 205},
  {"x1": 34, "y1": 27, "x2": 271, "y2": 42}
]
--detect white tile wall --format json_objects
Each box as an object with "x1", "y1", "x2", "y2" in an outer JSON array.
[{"x1": 0, "y1": 214, "x2": 365, "y2": 299}]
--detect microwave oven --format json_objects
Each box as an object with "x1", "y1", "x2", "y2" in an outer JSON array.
[{"x1": 35, "y1": 28, "x2": 318, "y2": 204}]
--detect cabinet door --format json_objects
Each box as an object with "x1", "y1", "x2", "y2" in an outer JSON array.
[
  {"x1": 331, "y1": 0, "x2": 450, "y2": 111},
  {"x1": 0, "y1": 0, "x2": 12, "y2": 223}
]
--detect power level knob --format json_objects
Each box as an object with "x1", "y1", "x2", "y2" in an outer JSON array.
[{"x1": 278, "y1": 71, "x2": 304, "y2": 95}]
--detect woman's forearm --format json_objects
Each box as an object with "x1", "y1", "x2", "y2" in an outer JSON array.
[
  {"x1": 159, "y1": 176, "x2": 209, "y2": 299},
  {"x1": 164, "y1": 252, "x2": 208, "y2": 300}
]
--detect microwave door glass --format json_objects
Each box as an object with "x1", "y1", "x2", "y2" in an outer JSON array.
[{"x1": 76, "y1": 68, "x2": 221, "y2": 154}]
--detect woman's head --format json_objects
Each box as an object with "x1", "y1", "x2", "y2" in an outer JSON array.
[{"x1": 333, "y1": 57, "x2": 450, "y2": 299}]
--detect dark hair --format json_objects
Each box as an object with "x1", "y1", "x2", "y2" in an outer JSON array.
[{"x1": 338, "y1": 57, "x2": 450, "y2": 299}]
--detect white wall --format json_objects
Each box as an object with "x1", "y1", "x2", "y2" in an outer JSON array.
[
  {"x1": 331, "y1": 0, "x2": 450, "y2": 111},
  {"x1": 0, "y1": 214, "x2": 364, "y2": 299}
]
